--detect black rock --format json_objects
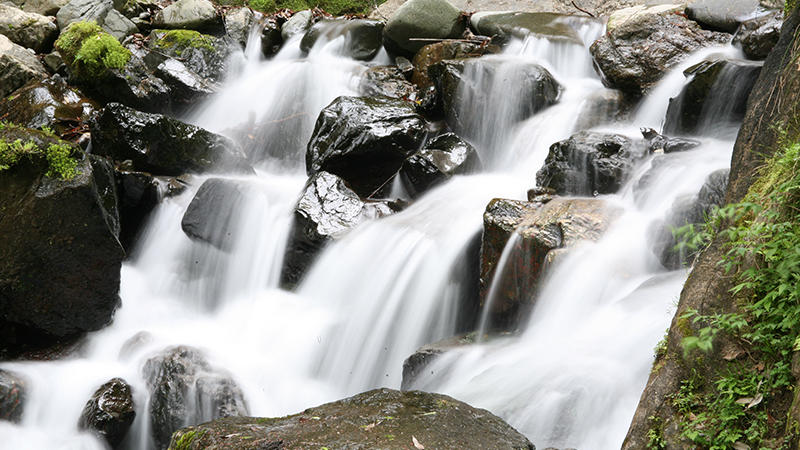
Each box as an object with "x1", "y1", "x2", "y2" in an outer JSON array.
[
  {"x1": 306, "y1": 96, "x2": 426, "y2": 198},
  {"x1": 181, "y1": 178, "x2": 250, "y2": 251},
  {"x1": 399, "y1": 132, "x2": 480, "y2": 198},
  {"x1": 0, "y1": 370, "x2": 26, "y2": 423},
  {"x1": 260, "y1": 18, "x2": 283, "y2": 58},
  {"x1": 147, "y1": 29, "x2": 236, "y2": 84},
  {"x1": 640, "y1": 128, "x2": 702, "y2": 154},
  {"x1": 116, "y1": 170, "x2": 162, "y2": 251},
  {"x1": 536, "y1": 131, "x2": 646, "y2": 196},
  {"x1": 300, "y1": 19, "x2": 384, "y2": 61},
  {"x1": 734, "y1": 10, "x2": 783, "y2": 60},
  {"x1": 78, "y1": 378, "x2": 136, "y2": 448},
  {"x1": 91, "y1": 103, "x2": 253, "y2": 176}
]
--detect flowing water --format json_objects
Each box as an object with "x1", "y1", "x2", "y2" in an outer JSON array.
[{"x1": 0, "y1": 17, "x2": 749, "y2": 450}]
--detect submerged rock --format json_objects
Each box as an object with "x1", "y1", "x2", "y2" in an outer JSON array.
[
  {"x1": 306, "y1": 96, "x2": 426, "y2": 198},
  {"x1": 143, "y1": 346, "x2": 248, "y2": 450},
  {"x1": 0, "y1": 76, "x2": 98, "y2": 135},
  {"x1": 398, "y1": 132, "x2": 480, "y2": 198},
  {"x1": 0, "y1": 370, "x2": 26, "y2": 423},
  {"x1": 78, "y1": 378, "x2": 136, "y2": 448},
  {"x1": 0, "y1": 35, "x2": 47, "y2": 98},
  {"x1": 401, "y1": 333, "x2": 482, "y2": 390},
  {"x1": 470, "y1": 12, "x2": 589, "y2": 44},
  {"x1": 0, "y1": 4, "x2": 58, "y2": 53},
  {"x1": 383, "y1": 0, "x2": 466, "y2": 57},
  {"x1": 281, "y1": 171, "x2": 398, "y2": 288},
  {"x1": 590, "y1": 7, "x2": 729, "y2": 96},
  {"x1": 536, "y1": 131, "x2": 646, "y2": 196},
  {"x1": 168, "y1": 388, "x2": 534, "y2": 450},
  {"x1": 734, "y1": 10, "x2": 783, "y2": 60},
  {"x1": 181, "y1": 178, "x2": 250, "y2": 251},
  {"x1": 685, "y1": 0, "x2": 760, "y2": 32},
  {"x1": 90, "y1": 103, "x2": 253, "y2": 176},
  {"x1": 300, "y1": 19, "x2": 384, "y2": 60}
]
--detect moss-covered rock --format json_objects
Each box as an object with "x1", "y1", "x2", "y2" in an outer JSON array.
[
  {"x1": 148, "y1": 29, "x2": 234, "y2": 83},
  {"x1": 55, "y1": 21, "x2": 131, "y2": 81},
  {"x1": 168, "y1": 388, "x2": 535, "y2": 450}
]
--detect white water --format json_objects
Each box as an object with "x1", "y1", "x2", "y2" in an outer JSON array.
[{"x1": 0, "y1": 18, "x2": 748, "y2": 450}]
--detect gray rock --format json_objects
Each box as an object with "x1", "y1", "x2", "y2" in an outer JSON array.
[
  {"x1": 359, "y1": 65, "x2": 417, "y2": 99},
  {"x1": 733, "y1": 9, "x2": 783, "y2": 60},
  {"x1": 78, "y1": 378, "x2": 136, "y2": 448},
  {"x1": 153, "y1": 0, "x2": 221, "y2": 31},
  {"x1": 0, "y1": 4, "x2": 58, "y2": 52},
  {"x1": 0, "y1": 35, "x2": 47, "y2": 100},
  {"x1": 686, "y1": 0, "x2": 760, "y2": 32},
  {"x1": 470, "y1": 11, "x2": 594, "y2": 44},
  {"x1": 281, "y1": 9, "x2": 312, "y2": 42},
  {"x1": 0, "y1": 370, "x2": 26, "y2": 423},
  {"x1": 383, "y1": 0, "x2": 465, "y2": 56},
  {"x1": 147, "y1": 29, "x2": 235, "y2": 84},
  {"x1": 398, "y1": 132, "x2": 480, "y2": 198},
  {"x1": 18, "y1": 0, "x2": 71, "y2": 16},
  {"x1": 300, "y1": 19, "x2": 384, "y2": 61},
  {"x1": 56, "y1": 0, "x2": 137, "y2": 40},
  {"x1": 181, "y1": 178, "x2": 250, "y2": 251},
  {"x1": 223, "y1": 7, "x2": 254, "y2": 48}
]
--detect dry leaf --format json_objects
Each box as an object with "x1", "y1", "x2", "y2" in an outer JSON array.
[
  {"x1": 412, "y1": 435, "x2": 425, "y2": 449},
  {"x1": 735, "y1": 397, "x2": 753, "y2": 405},
  {"x1": 746, "y1": 393, "x2": 763, "y2": 409},
  {"x1": 363, "y1": 423, "x2": 376, "y2": 431}
]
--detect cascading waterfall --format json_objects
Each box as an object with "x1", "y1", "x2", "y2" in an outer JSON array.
[{"x1": 0, "y1": 14, "x2": 754, "y2": 450}]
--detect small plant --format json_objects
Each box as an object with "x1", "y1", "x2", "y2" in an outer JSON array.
[
  {"x1": 55, "y1": 21, "x2": 131, "y2": 80},
  {"x1": 0, "y1": 122, "x2": 80, "y2": 180},
  {"x1": 45, "y1": 143, "x2": 79, "y2": 180}
]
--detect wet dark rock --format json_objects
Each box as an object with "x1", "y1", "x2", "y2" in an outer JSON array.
[
  {"x1": 383, "y1": 0, "x2": 466, "y2": 57},
  {"x1": 90, "y1": 103, "x2": 253, "y2": 176},
  {"x1": 43, "y1": 51, "x2": 66, "y2": 75},
  {"x1": 734, "y1": 10, "x2": 783, "y2": 60},
  {"x1": 401, "y1": 333, "x2": 482, "y2": 391},
  {"x1": 398, "y1": 132, "x2": 480, "y2": 198},
  {"x1": 152, "y1": 0, "x2": 222, "y2": 33},
  {"x1": 411, "y1": 40, "x2": 487, "y2": 91},
  {"x1": 116, "y1": 170, "x2": 161, "y2": 251},
  {"x1": 640, "y1": 128, "x2": 702, "y2": 154},
  {"x1": 147, "y1": 29, "x2": 236, "y2": 84},
  {"x1": 536, "y1": 131, "x2": 646, "y2": 196},
  {"x1": 0, "y1": 370, "x2": 26, "y2": 423},
  {"x1": 306, "y1": 96, "x2": 426, "y2": 198},
  {"x1": 281, "y1": 171, "x2": 397, "y2": 288},
  {"x1": 0, "y1": 4, "x2": 58, "y2": 53},
  {"x1": 480, "y1": 197, "x2": 620, "y2": 331},
  {"x1": 590, "y1": 9, "x2": 730, "y2": 96},
  {"x1": 359, "y1": 65, "x2": 417, "y2": 99},
  {"x1": 300, "y1": 19, "x2": 384, "y2": 61},
  {"x1": 143, "y1": 346, "x2": 248, "y2": 450},
  {"x1": 0, "y1": 76, "x2": 98, "y2": 136},
  {"x1": 0, "y1": 35, "x2": 47, "y2": 98},
  {"x1": 181, "y1": 178, "x2": 249, "y2": 251},
  {"x1": 0, "y1": 128, "x2": 123, "y2": 348},
  {"x1": 649, "y1": 169, "x2": 729, "y2": 270},
  {"x1": 664, "y1": 58, "x2": 762, "y2": 136},
  {"x1": 56, "y1": 0, "x2": 138, "y2": 40},
  {"x1": 429, "y1": 58, "x2": 561, "y2": 136},
  {"x1": 470, "y1": 12, "x2": 590, "y2": 44},
  {"x1": 260, "y1": 17, "x2": 283, "y2": 58},
  {"x1": 78, "y1": 378, "x2": 136, "y2": 448},
  {"x1": 686, "y1": 0, "x2": 760, "y2": 32},
  {"x1": 169, "y1": 388, "x2": 534, "y2": 450}
]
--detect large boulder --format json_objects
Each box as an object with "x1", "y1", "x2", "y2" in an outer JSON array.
[
  {"x1": 0, "y1": 370, "x2": 26, "y2": 423},
  {"x1": 590, "y1": 7, "x2": 730, "y2": 96},
  {"x1": 90, "y1": 103, "x2": 253, "y2": 176},
  {"x1": 77, "y1": 378, "x2": 136, "y2": 448},
  {"x1": 359, "y1": 65, "x2": 418, "y2": 99},
  {"x1": 0, "y1": 127, "x2": 123, "y2": 349},
  {"x1": 0, "y1": 35, "x2": 47, "y2": 98},
  {"x1": 168, "y1": 388, "x2": 534, "y2": 450},
  {"x1": 536, "y1": 131, "x2": 646, "y2": 196},
  {"x1": 383, "y1": 0, "x2": 466, "y2": 57},
  {"x1": 306, "y1": 96, "x2": 426, "y2": 198},
  {"x1": 733, "y1": 10, "x2": 783, "y2": 60},
  {"x1": 470, "y1": 12, "x2": 591, "y2": 44},
  {"x1": 300, "y1": 19, "x2": 384, "y2": 61},
  {"x1": 152, "y1": 0, "x2": 221, "y2": 32},
  {"x1": 0, "y1": 4, "x2": 58, "y2": 52},
  {"x1": 685, "y1": 0, "x2": 760, "y2": 32},
  {"x1": 56, "y1": 0, "x2": 138, "y2": 40},
  {"x1": 143, "y1": 346, "x2": 249, "y2": 450},
  {"x1": 480, "y1": 196, "x2": 621, "y2": 330},
  {"x1": 398, "y1": 132, "x2": 480, "y2": 198},
  {"x1": 281, "y1": 171, "x2": 398, "y2": 288},
  {"x1": 0, "y1": 76, "x2": 98, "y2": 136},
  {"x1": 664, "y1": 58, "x2": 762, "y2": 136},
  {"x1": 181, "y1": 178, "x2": 249, "y2": 251}
]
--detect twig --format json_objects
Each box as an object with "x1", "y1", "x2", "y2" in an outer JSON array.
[{"x1": 571, "y1": 1, "x2": 595, "y2": 17}]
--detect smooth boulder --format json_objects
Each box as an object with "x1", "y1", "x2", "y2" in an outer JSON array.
[
  {"x1": 300, "y1": 19, "x2": 384, "y2": 61},
  {"x1": 90, "y1": 103, "x2": 253, "y2": 176},
  {"x1": 168, "y1": 388, "x2": 534, "y2": 450},
  {"x1": 0, "y1": 35, "x2": 47, "y2": 98},
  {"x1": 0, "y1": 4, "x2": 58, "y2": 52},
  {"x1": 153, "y1": 0, "x2": 221, "y2": 32},
  {"x1": 224, "y1": 7, "x2": 254, "y2": 48},
  {"x1": 399, "y1": 132, "x2": 480, "y2": 198},
  {"x1": 470, "y1": 12, "x2": 589, "y2": 44},
  {"x1": 0, "y1": 370, "x2": 26, "y2": 423},
  {"x1": 56, "y1": 0, "x2": 137, "y2": 40},
  {"x1": 78, "y1": 378, "x2": 136, "y2": 448},
  {"x1": 306, "y1": 96, "x2": 426, "y2": 197},
  {"x1": 143, "y1": 346, "x2": 249, "y2": 450},
  {"x1": 181, "y1": 178, "x2": 250, "y2": 251},
  {"x1": 685, "y1": 0, "x2": 760, "y2": 32},
  {"x1": 383, "y1": 0, "x2": 466, "y2": 57}
]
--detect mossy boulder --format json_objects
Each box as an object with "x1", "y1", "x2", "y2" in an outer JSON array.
[
  {"x1": 148, "y1": 29, "x2": 235, "y2": 83},
  {"x1": 383, "y1": 0, "x2": 465, "y2": 57},
  {"x1": 168, "y1": 388, "x2": 535, "y2": 450}
]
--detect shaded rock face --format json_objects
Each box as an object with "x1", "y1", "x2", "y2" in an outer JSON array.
[
  {"x1": 734, "y1": 10, "x2": 783, "y2": 60},
  {"x1": 143, "y1": 346, "x2": 248, "y2": 450},
  {"x1": 480, "y1": 197, "x2": 620, "y2": 331},
  {"x1": 0, "y1": 76, "x2": 98, "y2": 136},
  {"x1": 56, "y1": 0, "x2": 138, "y2": 40},
  {"x1": 181, "y1": 178, "x2": 249, "y2": 251},
  {"x1": 281, "y1": 171, "x2": 397, "y2": 288},
  {"x1": 649, "y1": 169, "x2": 728, "y2": 270},
  {"x1": 0, "y1": 370, "x2": 26, "y2": 423},
  {"x1": 78, "y1": 378, "x2": 136, "y2": 448},
  {"x1": 470, "y1": 11, "x2": 591, "y2": 44},
  {"x1": 306, "y1": 96, "x2": 426, "y2": 198},
  {"x1": 116, "y1": 170, "x2": 161, "y2": 251},
  {"x1": 401, "y1": 333, "x2": 480, "y2": 390},
  {"x1": 0, "y1": 136, "x2": 123, "y2": 348},
  {"x1": 260, "y1": 17, "x2": 283, "y2": 58},
  {"x1": 153, "y1": 0, "x2": 221, "y2": 32},
  {"x1": 359, "y1": 65, "x2": 417, "y2": 100},
  {"x1": 0, "y1": 34, "x2": 47, "y2": 98},
  {"x1": 90, "y1": 103, "x2": 253, "y2": 176},
  {"x1": 590, "y1": 10, "x2": 729, "y2": 96},
  {"x1": 398, "y1": 132, "x2": 480, "y2": 198},
  {"x1": 300, "y1": 19, "x2": 384, "y2": 61},
  {"x1": 536, "y1": 131, "x2": 646, "y2": 196},
  {"x1": 686, "y1": 0, "x2": 760, "y2": 32},
  {"x1": 411, "y1": 40, "x2": 485, "y2": 91},
  {"x1": 169, "y1": 388, "x2": 535, "y2": 450},
  {"x1": 0, "y1": 4, "x2": 58, "y2": 53},
  {"x1": 383, "y1": 0, "x2": 466, "y2": 57},
  {"x1": 664, "y1": 58, "x2": 763, "y2": 136}
]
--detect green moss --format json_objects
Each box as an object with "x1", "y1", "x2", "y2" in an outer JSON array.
[
  {"x1": 0, "y1": 124, "x2": 79, "y2": 180},
  {"x1": 170, "y1": 429, "x2": 207, "y2": 450},
  {"x1": 55, "y1": 21, "x2": 131, "y2": 81},
  {"x1": 247, "y1": 0, "x2": 382, "y2": 15},
  {"x1": 786, "y1": 0, "x2": 798, "y2": 14},
  {"x1": 153, "y1": 29, "x2": 214, "y2": 56}
]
